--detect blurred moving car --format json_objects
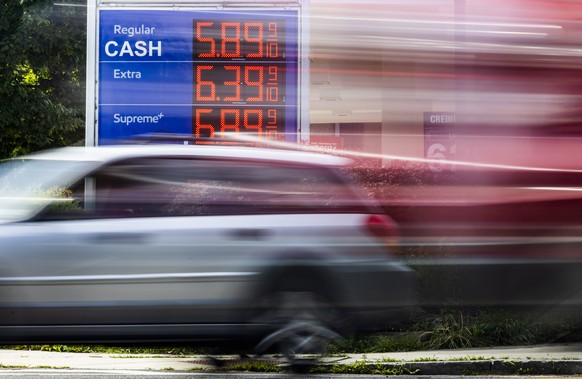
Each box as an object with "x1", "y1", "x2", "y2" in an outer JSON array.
[
  {"x1": 0, "y1": 144, "x2": 415, "y2": 357},
  {"x1": 361, "y1": 136, "x2": 582, "y2": 317}
]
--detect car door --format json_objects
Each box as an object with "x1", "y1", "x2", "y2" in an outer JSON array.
[{"x1": 0, "y1": 156, "x2": 263, "y2": 333}]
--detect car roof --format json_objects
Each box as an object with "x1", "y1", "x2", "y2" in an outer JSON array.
[{"x1": 21, "y1": 144, "x2": 353, "y2": 167}]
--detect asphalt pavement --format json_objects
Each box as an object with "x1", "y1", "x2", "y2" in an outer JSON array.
[{"x1": 1, "y1": 343, "x2": 582, "y2": 375}]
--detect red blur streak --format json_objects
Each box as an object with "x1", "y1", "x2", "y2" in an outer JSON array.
[
  {"x1": 482, "y1": 0, "x2": 582, "y2": 19},
  {"x1": 366, "y1": 214, "x2": 401, "y2": 251},
  {"x1": 309, "y1": 66, "x2": 527, "y2": 82}
]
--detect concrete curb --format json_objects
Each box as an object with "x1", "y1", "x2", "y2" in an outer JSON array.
[
  {"x1": 1, "y1": 343, "x2": 582, "y2": 374},
  {"x1": 357, "y1": 360, "x2": 582, "y2": 375}
]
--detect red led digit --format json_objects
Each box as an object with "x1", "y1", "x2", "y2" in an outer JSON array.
[
  {"x1": 268, "y1": 22, "x2": 277, "y2": 38},
  {"x1": 195, "y1": 108, "x2": 214, "y2": 138},
  {"x1": 243, "y1": 109, "x2": 263, "y2": 136},
  {"x1": 267, "y1": 87, "x2": 278, "y2": 102},
  {"x1": 220, "y1": 109, "x2": 240, "y2": 135},
  {"x1": 196, "y1": 22, "x2": 215, "y2": 58},
  {"x1": 267, "y1": 43, "x2": 279, "y2": 58},
  {"x1": 268, "y1": 66, "x2": 278, "y2": 82},
  {"x1": 244, "y1": 22, "x2": 263, "y2": 58},
  {"x1": 223, "y1": 65, "x2": 241, "y2": 102},
  {"x1": 222, "y1": 22, "x2": 241, "y2": 58},
  {"x1": 245, "y1": 66, "x2": 264, "y2": 102},
  {"x1": 196, "y1": 65, "x2": 215, "y2": 101},
  {"x1": 265, "y1": 130, "x2": 279, "y2": 140},
  {"x1": 267, "y1": 109, "x2": 277, "y2": 125}
]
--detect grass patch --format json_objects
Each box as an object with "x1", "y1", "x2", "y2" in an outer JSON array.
[
  {"x1": 408, "y1": 355, "x2": 488, "y2": 362},
  {"x1": 0, "y1": 345, "x2": 208, "y2": 355},
  {"x1": 309, "y1": 360, "x2": 419, "y2": 375},
  {"x1": 328, "y1": 308, "x2": 580, "y2": 353},
  {"x1": 224, "y1": 361, "x2": 283, "y2": 373},
  {"x1": 327, "y1": 332, "x2": 424, "y2": 354},
  {"x1": 0, "y1": 364, "x2": 28, "y2": 369},
  {"x1": 34, "y1": 365, "x2": 71, "y2": 369},
  {"x1": 2, "y1": 309, "x2": 579, "y2": 358},
  {"x1": 417, "y1": 311, "x2": 481, "y2": 349},
  {"x1": 0, "y1": 364, "x2": 70, "y2": 369}
]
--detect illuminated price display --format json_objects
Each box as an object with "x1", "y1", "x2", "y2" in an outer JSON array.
[
  {"x1": 194, "y1": 20, "x2": 286, "y2": 61},
  {"x1": 195, "y1": 107, "x2": 286, "y2": 140},
  {"x1": 194, "y1": 64, "x2": 286, "y2": 104},
  {"x1": 192, "y1": 18, "x2": 295, "y2": 143},
  {"x1": 95, "y1": 10, "x2": 298, "y2": 145}
]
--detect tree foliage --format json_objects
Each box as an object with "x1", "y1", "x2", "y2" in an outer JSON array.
[{"x1": 0, "y1": 0, "x2": 86, "y2": 159}]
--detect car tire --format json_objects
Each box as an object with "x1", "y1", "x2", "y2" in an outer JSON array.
[{"x1": 253, "y1": 290, "x2": 342, "y2": 363}]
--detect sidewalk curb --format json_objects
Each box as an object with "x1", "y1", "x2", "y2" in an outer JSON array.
[
  {"x1": 355, "y1": 360, "x2": 582, "y2": 375},
  {"x1": 2, "y1": 344, "x2": 582, "y2": 374}
]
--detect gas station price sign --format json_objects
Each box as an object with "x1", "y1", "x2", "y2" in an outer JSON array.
[{"x1": 96, "y1": 9, "x2": 299, "y2": 145}]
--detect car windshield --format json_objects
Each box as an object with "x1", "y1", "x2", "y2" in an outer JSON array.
[{"x1": 0, "y1": 158, "x2": 93, "y2": 222}]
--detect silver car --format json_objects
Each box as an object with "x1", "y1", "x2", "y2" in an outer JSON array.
[{"x1": 0, "y1": 144, "x2": 415, "y2": 357}]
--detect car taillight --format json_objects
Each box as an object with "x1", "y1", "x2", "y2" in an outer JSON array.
[{"x1": 366, "y1": 214, "x2": 400, "y2": 248}]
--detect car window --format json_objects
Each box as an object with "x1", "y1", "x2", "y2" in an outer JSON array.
[
  {"x1": 0, "y1": 158, "x2": 94, "y2": 222},
  {"x1": 38, "y1": 157, "x2": 371, "y2": 219}
]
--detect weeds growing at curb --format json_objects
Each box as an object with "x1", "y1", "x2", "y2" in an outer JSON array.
[
  {"x1": 224, "y1": 361, "x2": 283, "y2": 373},
  {"x1": 328, "y1": 308, "x2": 581, "y2": 353},
  {"x1": 2, "y1": 309, "x2": 580, "y2": 356},
  {"x1": 0, "y1": 364, "x2": 28, "y2": 369},
  {"x1": 0, "y1": 344, "x2": 209, "y2": 355},
  {"x1": 418, "y1": 311, "x2": 480, "y2": 349},
  {"x1": 309, "y1": 361, "x2": 420, "y2": 375}
]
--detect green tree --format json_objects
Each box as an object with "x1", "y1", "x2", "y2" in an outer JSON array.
[{"x1": 0, "y1": 0, "x2": 86, "y2": 159}]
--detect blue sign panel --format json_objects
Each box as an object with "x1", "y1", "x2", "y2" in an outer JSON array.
[{"x1": 98, "y1": 9, "x2": 299, "y2": 145}]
